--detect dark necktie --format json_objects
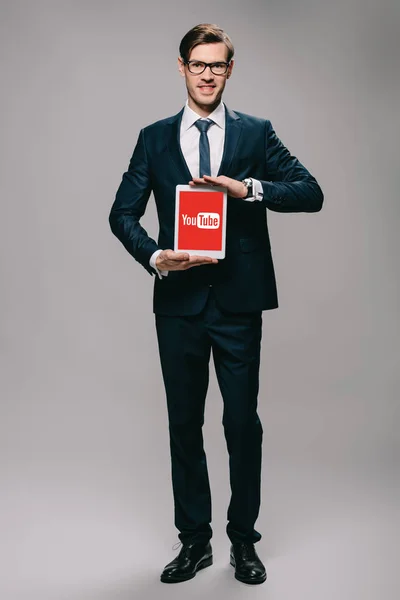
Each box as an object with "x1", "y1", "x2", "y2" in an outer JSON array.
[{"x1": 194, "y1": 118, "x2": 214, "y2": 177}]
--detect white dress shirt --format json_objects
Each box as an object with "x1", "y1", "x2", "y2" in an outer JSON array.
[{"x1": 150, "y1": 100, "x2": 263, "y2": 277}]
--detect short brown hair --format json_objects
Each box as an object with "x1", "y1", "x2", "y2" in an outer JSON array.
[{"x1": 179, "y1": 23, "x2": 234, "y2": 63}]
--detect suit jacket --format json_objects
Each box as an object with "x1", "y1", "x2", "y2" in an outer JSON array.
[{"x1": 109, "y1": 105, "x2": 324, "y2": 315}]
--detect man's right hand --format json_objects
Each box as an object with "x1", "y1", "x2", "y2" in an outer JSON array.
[{"x1": 156, "y1": 249, "x2": 218, "y2": 271}]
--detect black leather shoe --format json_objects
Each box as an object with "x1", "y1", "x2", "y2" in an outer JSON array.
[
  {"x1": 160, "y1": 541, "x2": 213, "y2": 583},
  {"x1": 230, "y1": 542, "x2": 267, "y2": 584}
]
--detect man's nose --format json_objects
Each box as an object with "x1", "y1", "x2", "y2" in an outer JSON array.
[{"x1": 202, "y1": 65, "x2": 214, "y2": 78}]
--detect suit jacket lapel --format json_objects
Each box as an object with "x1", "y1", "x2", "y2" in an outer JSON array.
[
  {"x1": 167, "y1": 108, "x2": 193, "y2": 182},
  {"x1": 167, "y1": 104, "x2": 242, "y2": 181},
  {"x1": 217, "y1": 105, "x2": 242, "y2": 177}
]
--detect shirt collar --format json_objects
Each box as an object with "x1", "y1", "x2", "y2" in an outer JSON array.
[{"x1": 181, "y1": 100, "x2": 226, "y2": 132}]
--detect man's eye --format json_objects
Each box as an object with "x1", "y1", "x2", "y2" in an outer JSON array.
[
  {"x1": 213, "y1": 63, "x2": 225, "y2": 68},
  {"x1": 192, "y1": 62, "x2": 204, "y2": 67}
]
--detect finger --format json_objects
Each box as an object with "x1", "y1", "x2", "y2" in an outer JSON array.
[
  {"x1": 202, "y1": 175, "x2": 220, "y2": 185},
  {"x1": 188, "y1": 256, "x2": 218, "y2": 264},
  {"x1": 165, "y1": 251, "x2": 190, "y2": 261},
  {"x1": 189, "y1": 178, "x2": 207, "y2": 185}
]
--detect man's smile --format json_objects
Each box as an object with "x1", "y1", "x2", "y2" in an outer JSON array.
[{"x1": 198, "y1": 84, "x2": 216, "y2": 93}]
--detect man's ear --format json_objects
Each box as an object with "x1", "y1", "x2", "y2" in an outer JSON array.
[
  {"x1": 178, "y1": 57, "x2": 185, "y2": 77},
  {"x1": 226, "y1": 58, "x2": 234, "y2": 79}
]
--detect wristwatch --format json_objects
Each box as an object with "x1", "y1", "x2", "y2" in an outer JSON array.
[{"x1": 241, "y1": 177, "x2": 254, "y2": 199}]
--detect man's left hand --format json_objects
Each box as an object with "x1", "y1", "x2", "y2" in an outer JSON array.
[{"x1": 189, "y1": 175, "x2": 247, "y2": 199}]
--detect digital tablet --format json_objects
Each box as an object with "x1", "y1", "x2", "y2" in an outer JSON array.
[{"x1": 174, "y1": 184, "x2": 227, "y2": 258}]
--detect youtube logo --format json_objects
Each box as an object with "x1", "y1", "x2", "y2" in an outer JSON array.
[{"x1": 182, "y1": 212, "x2": 220, "y2": 229}]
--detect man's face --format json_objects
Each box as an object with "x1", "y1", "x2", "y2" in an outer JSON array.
[{"x1": 178, "y1": 42, "x2": 234, "y2": 111}]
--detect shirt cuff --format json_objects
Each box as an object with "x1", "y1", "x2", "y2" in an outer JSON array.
[
  {"x1": 150, "y1": 249, "x2": 168, "y2": 278},
  {"x1": 243, "y1": 178, "x2": 264, "y2": 202}
]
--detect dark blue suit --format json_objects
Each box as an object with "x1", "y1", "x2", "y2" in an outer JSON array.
[{"x1": 109, "y1": 105, "x2": 323, "y2": 545}]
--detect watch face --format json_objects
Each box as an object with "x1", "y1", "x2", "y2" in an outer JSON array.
[{"x1": 242, "y1": 179, "x2": 252, "y2": 198}]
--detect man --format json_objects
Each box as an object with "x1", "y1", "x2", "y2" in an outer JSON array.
[{"x1": 109, "y1": 23, "x2": 323, "y2": 585}]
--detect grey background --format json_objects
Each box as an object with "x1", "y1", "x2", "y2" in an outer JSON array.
[{"x1": 1, "y1": 0, "x2": 399, "y2": 598}]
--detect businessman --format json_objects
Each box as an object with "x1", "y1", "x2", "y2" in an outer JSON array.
[{"x1": 109, "y1": 23, "x2": 324, "y2": 585}]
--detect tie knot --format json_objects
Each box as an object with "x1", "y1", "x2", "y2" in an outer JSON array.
[{"x1": 194, "y1": 118, "x2": 214, "y2": 133}]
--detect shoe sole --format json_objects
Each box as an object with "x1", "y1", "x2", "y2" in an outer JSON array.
[
  {"x1": 160, "y1": 555, "x2": 213, "y2": 583},
  {"x1": 230, "y1": 557, "x2": 267, "y2": 584}
]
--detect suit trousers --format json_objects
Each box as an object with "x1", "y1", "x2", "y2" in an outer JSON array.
[{"x1": 155, "y1": 286, "x2": 264, "y2": 545}]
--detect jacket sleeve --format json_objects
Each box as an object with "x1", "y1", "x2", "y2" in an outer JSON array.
[
  {"x1": 259, "y1": 120, "x2": 324, "y2": 213},
  {"x1": 109, "y1": 128, "x2": 159, "y2": 275}
]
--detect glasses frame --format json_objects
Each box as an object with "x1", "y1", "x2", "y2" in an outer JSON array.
[{"x1": 184, "y1": 60, "x2": 231, "y2": 75}]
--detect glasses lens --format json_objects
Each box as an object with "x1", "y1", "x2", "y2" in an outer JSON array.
[
  {"x1": 188, "y1": 61, "x2": 206, "y2": 74},
  {"x1": 211, "y1": 62, "x2": 228, "y2": 75}
]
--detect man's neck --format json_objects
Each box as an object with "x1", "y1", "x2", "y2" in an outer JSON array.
[{"x1": 187, "y1": 96, "x2": 222, "y2": 118}]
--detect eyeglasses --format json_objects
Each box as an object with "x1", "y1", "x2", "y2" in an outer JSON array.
[{"x1": 184, "y1": 60, "x2": 231, "y2": 75}]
